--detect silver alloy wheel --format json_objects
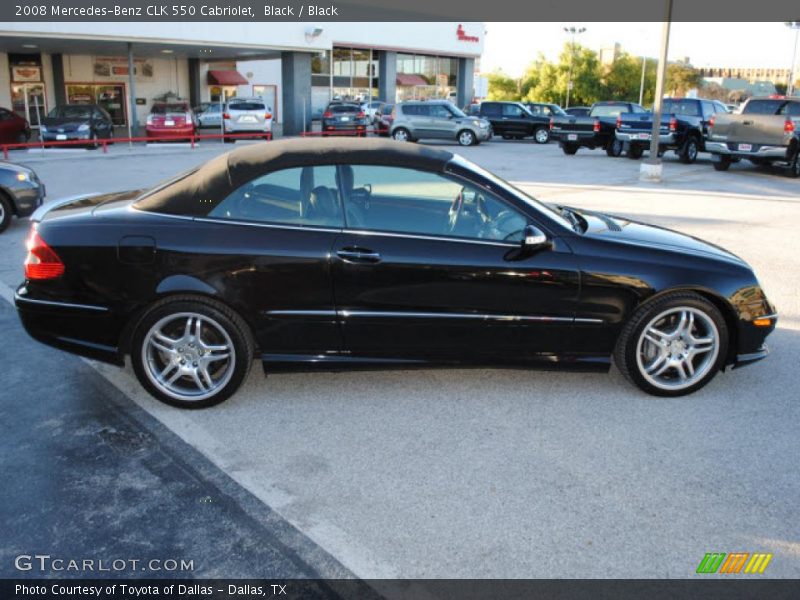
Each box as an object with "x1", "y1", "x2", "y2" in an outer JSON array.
[
  {"x1": 635, "y1": 307, "x2": 719, "y2": 391},
  {"x1": 141, "y1": 312, "x2": 236, "y2": 402},
  {"x1": 459, "y1": 130, "x2": 475, "y2": 146},
  {"x1": 0, "y1": 201, "x2": 5, "y2": 223},
  {"x1": 393, "y1": 129, "x2": 409, "y2": 141},
  {"x1": 535, "y1": 128, "x2": 549, "y2": 143}
]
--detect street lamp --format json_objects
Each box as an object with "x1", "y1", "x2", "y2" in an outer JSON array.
[
  {"x1": 563, "y1": 26, "x2": 586, "y2": 108},
  {"x1": 786, "y1": 22, "x2": 800, "y2": 96}
]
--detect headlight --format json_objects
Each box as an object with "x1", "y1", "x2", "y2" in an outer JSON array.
[
  {"x1": 473, "y1": 120, "x2": 488, "y2": 129},
  {"x1": 39, "y1": 125, "x2": 47, "y2": 133},
  {"x1": 16, "y1": 172, "x2": 30, "y2": 182},
  {"x1": 77, "y1": 123, "x2": 90, "y2": 132}
]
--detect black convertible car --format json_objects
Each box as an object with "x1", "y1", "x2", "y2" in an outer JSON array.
[{"x1": 15, "y1": 138, "x2": 776, "y2": 407}]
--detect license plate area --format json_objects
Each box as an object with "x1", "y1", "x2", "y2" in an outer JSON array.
[
  {"x1": 637, "y1": 133, "x2": 651, "y2": 140},
  {"x1": 56, "y1": 134, "x2": 67, "y2": 140},
  {"x1": 567, "y1": 133, "x2": 578, "y2": 141},
  {"x1": 738, "y1": 143, "x2": 753, "y2": 151},
  {"x1": 165, "y1": 119, "x2": 175, "y2": 126},
  {"x1": 240, "y1": 116, "x2": 257, "y2": 123}
]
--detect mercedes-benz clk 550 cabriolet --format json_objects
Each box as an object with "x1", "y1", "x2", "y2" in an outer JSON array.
[{"x1": 15, "y1": 138, "x2": 776, "y2": 407}]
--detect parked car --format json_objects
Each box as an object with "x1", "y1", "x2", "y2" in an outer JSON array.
[
  {"x1": 0, "y1": 161, "x2": 44, "y2": 233},
  {"x1": 363, "y1": 101, "x2": 385, "y2": 124},
  {"x1": 478, "y1": 101, "x2": 552, "y2": 143},
  {"x1": 15, "y1": 138, "x2": 776, "y2": 407},
  {"x1": 0, "y1": 108, "x2": 31, "y2": 145},
  {"x1": 391, "y1": 100, "x2": 491, "y2": 146},
  {"x1": 463, "y1": 103, "x2": 481, "y2": 117},
  {"x1": 705, "y1": 96, "x2": 800, "y2": 176},
  {"x1": 615, "y1": 98, "x2": 729, "y2": 163},
  {"x1": 196, "y1": 102, "x2": 223, "y2": 128},
  {"x1": 551, "y1": 101, "x2": 646, "y2": 156},
  {"x1": 523, "y1": 102, "x2": 567, "y2": 120},
  {"x1": 375, "y1": 103, "x2": 395, "y2": 136},
  {"x1": 146, "y1": 101, "x2": 196, "y2": 141},
  {"x1": 564, "y1": 106, "x2": 591, "y2": 117},
  {"x1": 223, "y1": 97, "x2": 273, "y2": 142},
  {"x1": 40, "y1": 104, "x2": 114, "y2": 147},
  {"x1": 322, "y1": 103, "x2": 368, "y2": 136}
]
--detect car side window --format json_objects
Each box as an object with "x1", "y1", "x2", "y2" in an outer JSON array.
[
  {"x1": 502, "y1": 104, "x2": 524, "y2": 117},
  {"x1": 430, "y1": 104, "x2": 452, "y2": 119},
  {"x1": 481, "y1": 103, "x2": 501, "y2": 117},
  {"x1": 209, "y1": 166, "x2": 343, "y2": 228},
  {"x1": 341, "y1": 165, "x2": 529, "y2": 243}
]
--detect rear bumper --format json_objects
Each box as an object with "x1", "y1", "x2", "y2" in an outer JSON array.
[
  {"x1": 146, "y1": 126, "x2": 194, "y2": 138},
  {"x1": 705, "y1": 141, "x2": 788, "y2": 159},
  {"x1": 14, "y1": 285, "x2": 123, "y2": 365},
  {"x1": 224, "y1": 120, "x2": 272, "y2": 133},
  {"x1": 616, "y1": 131, "x2": 677, "y2": 145}
]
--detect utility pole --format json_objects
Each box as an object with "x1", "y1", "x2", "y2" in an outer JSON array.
[
  {"x1": 639, "y1": 56, "x2": 647, "y2": 106},
  {"x1": 640, "y1": 0, "x2": 673, "y2": 182},
  {"x1": 563, "y1": 26, "x2": 586, "y2": 109},
  {"x1": 787, "y1": 22, "x2": 800, "y2": 96}
]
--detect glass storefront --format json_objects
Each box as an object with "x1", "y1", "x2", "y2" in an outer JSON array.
[
  {"x1": 396, "y1": 53, "x2": 458, "y2": 102},
  {"x1": 65, "y1": 83, "x2": 126, "y2": 125}
]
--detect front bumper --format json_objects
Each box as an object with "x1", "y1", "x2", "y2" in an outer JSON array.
[
  {"x1": 12, "y1": 183, "x2": 45, "y2": 217},
  {"x1": 733, "y1": 344, "x2": 770, "y2": 369},
  {"x1": 41, "y1": 132, "x2": 91, "y2": 141},
  {"x1": 474, "y1": 127, "x2": 492, "y2": 141},
  {"x1": 705, "y1": 141, "x2": 788, "y2": 159}
]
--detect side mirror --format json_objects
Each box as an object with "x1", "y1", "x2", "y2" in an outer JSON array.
[{"x1": 523, "y1": 224, "x2": 549, "y2": 249}]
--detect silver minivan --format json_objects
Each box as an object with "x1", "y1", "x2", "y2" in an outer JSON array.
[
  {"x1": 223, "y1": 97, "x2": 273, "y2": 141},
  {"x1": 390, "y1": 100, "x2": 491, "y2": 146}
]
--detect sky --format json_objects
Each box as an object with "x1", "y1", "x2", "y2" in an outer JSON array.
[{"x1": 481, "y1": 22, "x2": 799, "y2": 76}]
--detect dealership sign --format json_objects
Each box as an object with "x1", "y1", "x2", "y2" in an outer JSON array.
[{"x1": 456, "y1": 24, "x2": 479, "y2": 42}]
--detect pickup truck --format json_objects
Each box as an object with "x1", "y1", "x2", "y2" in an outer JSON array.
[
  {"x1": 615, "y1": 98, "x2": 729, "y2": 163},
  {"x1": 705, "y1": 96, "x2": 800, "y2": 177},
  {"x1": 550, "y1": 101, "x2": 646, "y2": 156}
]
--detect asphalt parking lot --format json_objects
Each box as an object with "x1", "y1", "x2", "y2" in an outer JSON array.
[{"x1": 1, "y1": 138, "x2": 798, "y2": 579}]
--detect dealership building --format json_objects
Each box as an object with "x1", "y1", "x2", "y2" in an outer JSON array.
[{"x1": 0, "y1": 22, "x2": 484, "y2": 135}]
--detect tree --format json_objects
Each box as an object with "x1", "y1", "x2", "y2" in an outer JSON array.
[
  {"x1": 522, "y1": 43, "x2": 603, "y2": 107},
  {"x1": 666, "y1": 63, "x2": 702, "y2": 96},
  {"x1": 486, "y1": 71, "x2": 520, "y2": 101}
]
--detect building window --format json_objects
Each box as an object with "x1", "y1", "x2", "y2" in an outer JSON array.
[
  {"x1": 396, "y1": 53, "x2": 459, "y2": 103},
  {"x1": 65, "y1": 83, "x2": 126, "y2": 125}
]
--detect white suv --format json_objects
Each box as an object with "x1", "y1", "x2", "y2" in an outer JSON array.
[{"x1": 223, "y1": 98, "x2": 273, "y2": 141}]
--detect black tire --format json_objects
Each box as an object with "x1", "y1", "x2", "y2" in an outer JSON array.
[
  {"x1": 457, "y1": 129, "x2": 476, "y2": 146},
  {"x1": 0, "y1": 193, "x2": 12, "y2": 234},
  {"x1": 605, "y1": 140, "x2": 623, "y2": 157},
  {"x1": 626, "y1": 144, "x2": 644, "y2": 159},
  {"x1": 130, "y1": 295, "x2": 255, "y2": 409},
  {"x1": 501, "y1": 134, "x2": 512, "y2": 140},
  {"x1": 678, "y1": 136, "x2": 700, "y2": 164},
  {"x1": 534, "y1": 127, "x2": 550, "y2": 144},
  {"x1": 87, "y1": 131, "x2": 99, "y2": 150},
  {"x1": 613, "y1": 292, "x2": 728, "y2": 397},
  {"x1": 712, "y1": 155, "x2": 732, "y2": 171},
  {"x1": 561, "y1": 143, "x2": 578, "y2": 155},
  {"x1": 16, "y1": 130, "x2": 29, "y2": 144},
  {"x1": 787, "y1": 149, "x2": 800, "y2": 178}
]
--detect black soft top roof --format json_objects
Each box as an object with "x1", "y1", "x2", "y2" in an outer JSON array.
[{"x1": 134, "y1": 138, "x2": 455, "y2": 216}]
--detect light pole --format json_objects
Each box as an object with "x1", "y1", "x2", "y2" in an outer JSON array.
[
  {"x1": 563, "y1": 26, "x2": 586, "y2": 109},
  {"x1": 639, "y1": 56, "x2": 647, "y2": 106},
  {"x1": 786, "y1": 22, "x2": 800, "y2": 96}
]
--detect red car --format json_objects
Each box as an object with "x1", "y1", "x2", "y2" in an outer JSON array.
[
  {"x1": 376, "y1": 103, "x2": 394, "y2": 137},
  {"x1": 0, "y1": 107, "x2": 31, "y2": 145},
  {"x1": 145, "y1": 102, "x2": 196, "y2": 141}
]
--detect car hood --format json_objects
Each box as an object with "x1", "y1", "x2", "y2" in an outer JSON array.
[{"x1": 572, "y1": 207, "x2": 746, "y2": 266}]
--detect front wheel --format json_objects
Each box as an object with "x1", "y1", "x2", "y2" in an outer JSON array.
[
  {"x1": 712, "y1": 155, "x2": 732, "y2": 171},
  {"x1": 534, "y1": 127, "x2": 550, "y2": 144},
  {"x1": 457, "y1": 129, "x2": 476, "y2": 146},
  {"x1": 606, "y1": 139, "x2": 624, "y2": 157},
  {"x1": 131, "y1": 296, "x2": 254, "y2": 408},
  {"x1": 0, "y1": 194, "x2": 11, "y2": 234},
  {"x1": 614, "y1": 292, "x2": 728, "y2": 397}
]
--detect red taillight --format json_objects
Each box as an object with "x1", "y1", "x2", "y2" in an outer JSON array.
[
  {"x1": 549, "y1": 117, "x2": 554, "y2": 130},
  {"x1": 785, "y1": 119, "x2": 795, "y2": 134},
  {"x1": 669, "y1": 117, "x2": 677, "y2": 132},
  {"x1": 593, "y1": 119, "x2": 600, "y2": 133},
  {"x1": 616, "y1": 115, "x2": 622, "y2": 129},
  {"x1": 223, "y1": 112, "x2": 231, "y2": 120},
  {"x1": 24, "y1": 229, "x2": 64, "y2": 280},
  {"x1": 709, "y1": 115, "x2": 715, "y2": 128},
  {"x1": 356, "y1": 111, "x2": 366, "y2": 119},
  {"x1": 264, "y1": 112, "x2": 272, "y2": 120},
  {"x1": 323, "y1": 111, "x2": 333, "y2": 119}
]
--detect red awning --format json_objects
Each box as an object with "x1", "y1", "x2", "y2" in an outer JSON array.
[
  {"x1": 207, "y1": 70, "x2": 249, "y2": 86},
  {"x1": 396, "y1": 74, "x2": 429, "y2": 86}
]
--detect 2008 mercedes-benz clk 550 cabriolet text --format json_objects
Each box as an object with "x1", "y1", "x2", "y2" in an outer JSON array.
[{"x1": 15, "y1": 138, "x2": 776, "y2": 408}]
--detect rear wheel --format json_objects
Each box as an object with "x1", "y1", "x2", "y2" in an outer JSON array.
[
  {"x1": 787, "y1": 149, "x2": 800, "y2": 178},
  {"x1": 626, "y1": 144, "x2": 644, "y2": 159},
  {"x1": 561, "y1": 143, "x2": 578, "y2": 155},
  {"x1": 457, "y1": 129, "x2": 476, "y2": 146},
  {"x1": 678, "y1": 136, "x2": 699, "y2": 164},
  {"x1": 131, "y1": 296, "x2": 254, "y2": 408},
  {"x1": 614, "y1": 292, "x2": 728, "y2": 397},
  {"x1": 712, "y1": 155, "x2": 732, "y2": 171},
  {"x1": 606, "y1": 139, "x2": 624, "y2": 157},
  {"x1": 392, "y1": 127, "x2": 411, "y2": 142},
  {"x1": 0, "y1": 194, "x2": 11, "y2": 234},
  {"x1": 534, "y1": 127, "x2": 550, "y2": 144}
]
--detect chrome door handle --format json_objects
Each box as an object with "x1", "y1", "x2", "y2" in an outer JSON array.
[{"x1": 336, "y1": 248, "x2": 382, "y2": 263}]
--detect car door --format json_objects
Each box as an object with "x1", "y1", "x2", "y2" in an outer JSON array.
[
  {"x1": 480, "y1": 102, "x2": 504, "y2": 135},
  {"x1": 501, "y1": 103, "x2": 532, "y2": 137},
  {"x1": 202, "y1": 165, "x2": 345, "y2": 355},
  {"x1": 428, "y1": 103, "x2": 458, "y2": 139},
  {"x1": 332, "y1": 164, "x2": 581, "y2": 361}
]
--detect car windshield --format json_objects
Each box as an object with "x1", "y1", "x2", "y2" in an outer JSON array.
[
  {"x1": 590, "y1": 104, "x2": 626, "y2": 118},
  {"x1": 330, "y1": 104, "x2": 360, "y2": 113},
  {"x1": 448, "y1": 155, "x2": 576, "y2": 231},
  {"x1": 151, "y1": 104, "x2": 189, "y2": 115},
  {"x1": 661, "y1": 100, "x2": 700, "y2": 116},
  {"x1": 550, "y1": 105, "x2": 567, "y2": 116},
  {"x1": 382, "y1": 105, "x2": 394, "y2": 114},
  {"x1": 447, "y1": 105, "x2": 467, "y2": 118},
  {"x1": 228, "y1": 101, "x2": 265, "y2": 111},
  {"x1": 48, "y1": 106, "x2": 92, "y2": 119}
]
